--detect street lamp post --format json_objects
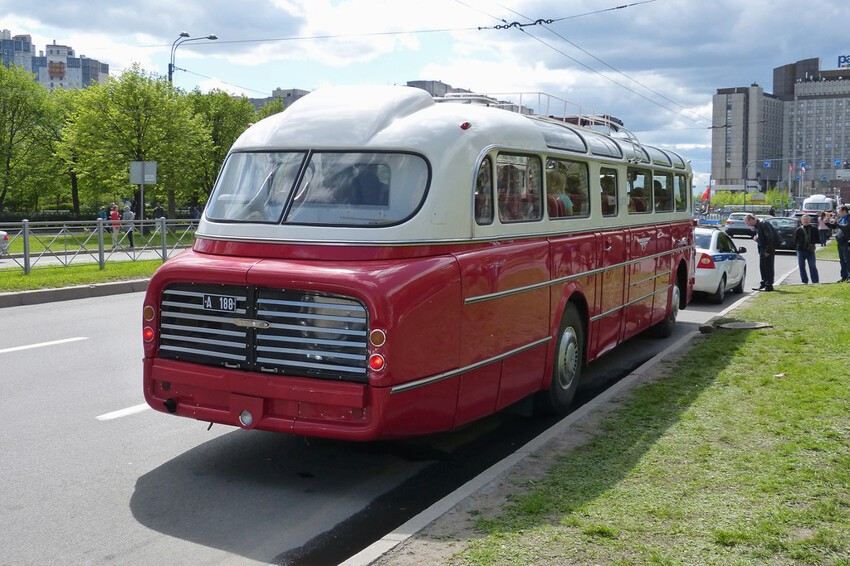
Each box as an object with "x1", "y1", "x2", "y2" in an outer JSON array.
[{"x1": 168, "y1": 32, "x2": 217, "y2": 83}]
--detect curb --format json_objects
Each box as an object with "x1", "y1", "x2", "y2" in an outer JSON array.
[{"x1": 0, "y1": 279, "x2": 149, "y2": 308}]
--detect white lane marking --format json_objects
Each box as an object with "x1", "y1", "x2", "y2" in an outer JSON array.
[
  {"x1": 96, "y1": 403, "x2": 151, "y2": 421},
  {"x1": 0, "y1": 336, "x2": 88, "y2": 354}
]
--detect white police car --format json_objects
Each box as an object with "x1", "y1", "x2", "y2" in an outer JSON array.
[{"x1": 694, "y1": 227, "x2": 748, "y2": 303}]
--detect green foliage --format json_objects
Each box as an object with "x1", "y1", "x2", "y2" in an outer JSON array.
[
  {"x1": 710, "y1": 188, "x2": 794, "y2": 212},
  {"x1": 0, "y1": 64, "x2": 50, "y2": 211},
  {"x1": 187, "y1": 88, "x2": 255, "y2": 204},
  {"x1": 57, "y1": 64, "x2": 212, "y2": 214},
  {"x1": 255, "y1": 97, "x2": 286, "y2": 121}
]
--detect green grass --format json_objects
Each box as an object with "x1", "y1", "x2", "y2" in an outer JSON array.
[
  {"x1": 0, "y1": 260, "x2": 161, "y2": 292},
  {"x1": 455, "y1": 284, "x2": 850, "y2": 565}
]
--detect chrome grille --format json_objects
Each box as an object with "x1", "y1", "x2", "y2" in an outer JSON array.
[{"x1": 158, "y1": 283, "x2": 369, "y2": 382}]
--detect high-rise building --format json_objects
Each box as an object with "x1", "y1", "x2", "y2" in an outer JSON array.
[
  {"x1": 712, "y1": 57, "x2": 850, "y2": 196},
  {"x1": 1, "y1": 29, "x2": 109, "y2": 91}
]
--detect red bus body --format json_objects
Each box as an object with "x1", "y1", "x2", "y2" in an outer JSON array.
[{"x1": 142, "y1": 86, "x2": 695, "y2": 440}]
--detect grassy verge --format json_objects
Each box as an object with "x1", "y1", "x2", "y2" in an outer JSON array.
[
  {"x1": 457, "y1": 283, "x2": 850, "y2": 565},
  {"x1": 0, "y1": 260, "x2": 161, "y2": 293}
]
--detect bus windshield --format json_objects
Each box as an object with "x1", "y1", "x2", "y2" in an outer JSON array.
[{"x1": 206, "y1": 151, "x2": 430, "y2": 227}]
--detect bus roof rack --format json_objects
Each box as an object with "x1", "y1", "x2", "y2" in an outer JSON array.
[{"x1": 435, "y1": 90, "x2": 646, "y2": 161}]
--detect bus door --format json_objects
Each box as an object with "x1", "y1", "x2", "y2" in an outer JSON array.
[
  {"x1": 623, "y1": 225, "x2": 659, "y2": 341},
  {"x1": 591, "y1": 230, "x2": 627, "y2": 359}
]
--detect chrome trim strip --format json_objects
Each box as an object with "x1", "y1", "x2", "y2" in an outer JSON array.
[
  {"x1": 464, "y1": 247, "x2": 689, "y2": 305},
  {"x1": 233, "y1": 318, "x2": 272, "y2": 329},
  {"x1": 589, "y1": 284, "x2": 672, "y2": 322},
  {"x1": 195, "y1": 219, "x2": 694, "y2": 247},
  {"x1": 390, "y1": 336, "x2": 551, "y2": 395}
]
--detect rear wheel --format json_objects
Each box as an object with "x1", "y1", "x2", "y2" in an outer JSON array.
[
  {"x1": 535, "y1": 304, "x2": 583, "y2": 415},
  {"x1": 650, "y1": 279, "x2": 681, "y2": 338},
  {"x1": 711, "y1": 274, "x2": 727, "y2": 304}
]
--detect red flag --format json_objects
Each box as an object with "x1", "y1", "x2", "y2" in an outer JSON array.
[{"x1": 701, "y1": 186, "x2": 711, "y2": 201}]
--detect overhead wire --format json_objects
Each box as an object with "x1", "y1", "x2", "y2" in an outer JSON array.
[
  {"x1": 141, "y1": 0, "x2": 709, "y2": 126},
  {"x1": 482, "y1": 2, "x2": 711, "y2": 126}
]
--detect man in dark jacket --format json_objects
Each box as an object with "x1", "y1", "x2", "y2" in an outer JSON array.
[
  {"x1": 794, "y1": 214, "x2": 820, "y2": 284},
  {"x1": 745, "y1": 213, "x2": 777, "y2": 291},
  {"x1": 826, "y1": 205, "x2": 850, "y2": 282}
]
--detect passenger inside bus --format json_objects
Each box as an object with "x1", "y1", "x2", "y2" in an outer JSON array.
[
  {"x1": 546, "y1": 169, "x2": 572, "y2": 217},
  {"x1": 654, "y1": 178, "x2": 673, "y2": 212},
  {"x1": 353, "y1": 164, "x2": 389, "y2": 206},
  {"x1": 600, "y1": 172, "x2": 617, "y2": 216}
]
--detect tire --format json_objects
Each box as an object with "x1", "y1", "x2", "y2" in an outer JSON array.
[
  {"x1": 711, "y1": 274, "x2": 727, "y2": 304},
  {"x1": 650, "y1": 279, "x2": 681, "y2": 338},
  {"x1": 732, "y1": 267, "x2": 746, "y2": 294},
  {"x1": 535, "y1": 304, "x2": 583, "y2": 415}
]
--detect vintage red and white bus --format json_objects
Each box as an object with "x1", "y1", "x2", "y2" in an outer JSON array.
[{"x1": 142, "y1": 85, "x2": 695, "y2": 441}]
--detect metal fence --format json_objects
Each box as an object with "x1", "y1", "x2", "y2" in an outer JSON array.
[{"x1": 0, "y1": 218, "x2": 197, "y2": 274}]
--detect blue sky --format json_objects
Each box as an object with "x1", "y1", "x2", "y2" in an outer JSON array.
[{"x1": 3, "y1": 0, "x2": 849, "y2": 189}]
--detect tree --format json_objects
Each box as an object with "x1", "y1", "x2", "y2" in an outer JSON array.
[
  {"x1": 30, "y1": 87, "x2": 84, "y2": 214},
  {"x1": 187, "y1": 88, "x2": 255, "y2": 211},
  {"x1": 59, "y1": 64, "x2": 210, "y2": 217},
  {"x1": 255, "y1": 97, "x2": 285, "y2": 121},
  {"x1": 0, "y1": 64, "x2": 50, "y2": 211}
]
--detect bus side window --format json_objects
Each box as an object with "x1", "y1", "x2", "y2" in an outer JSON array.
[
  {"x1": 674, "y1": 174, "x2": 689, "y2": 212},
  {"x1": 546, "y1": 158, "x2": 589, "y2": 218},
  {"x1": 600, "y1": 168, "x2": 618, "y2": 217},
  {"x1": 475, "y1": 157, "x2": 494, "y2": 224},
  {"x1": 653, "y1": 173, "x2": 673, "y2": 212},
  {"x1": 496, "y1": 154, "x2": 542, "y2": 223}
]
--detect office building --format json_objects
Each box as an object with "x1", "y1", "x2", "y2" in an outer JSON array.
[{"x1": 712, "y1": 57, "x2": 850, "y2": 196}]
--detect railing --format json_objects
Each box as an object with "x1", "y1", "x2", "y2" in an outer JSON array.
[{"x1": 0, "y1": 218, "x2": 198, "y2": 274}]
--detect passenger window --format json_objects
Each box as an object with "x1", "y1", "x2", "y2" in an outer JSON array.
[
  {"x1": 627, "y1": 168, "x2": 651, "y2": 213},
  {"x1": 545, "y1": 158, "x2": 589, "y2": 219},
  {"x1": 653, "y1": 173, "x2": 674, "y2": 212},
  {"x1": 600, "y1": 168, "x2": 618, "y2": 217},
  {"x1": 496, "y1": 154, "x2": 542, "y2": 223},
  {"x1": 474, "y1": 157, "x2": 494, "y2": 225},
  {"x1": 674, "y1": 174, "x2": 689, "y2": 212}
]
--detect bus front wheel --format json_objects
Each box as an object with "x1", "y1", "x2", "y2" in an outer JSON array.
[{"x1": 535, "y1": 304, "x2": 583, "y2": 415}]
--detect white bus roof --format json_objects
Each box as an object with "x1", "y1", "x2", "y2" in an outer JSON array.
[{"x1": 201, "y1": 85, "x2": 691, "y2": 245}]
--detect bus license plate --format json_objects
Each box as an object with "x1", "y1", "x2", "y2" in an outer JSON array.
[{"x1": 203, "y1": 294, "x2": 238, "y2": 313}]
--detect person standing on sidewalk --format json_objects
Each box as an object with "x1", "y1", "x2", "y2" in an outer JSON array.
[
  {"x1": 817, "y1": 211, "x2": 830, "y2": 247},
  {"x1": 826, "y1": 205, "x2": 850, "y2": 282},
  {"x1": 794, "y1": 214, "x2": 820, "y2": 284},
  {"x1": 121, "y1": 205, "x2": 136, "y2": 249},
  {"x1": 745, "y1": 213, "x2": 777, "y2": 291},
  {"x1": 109, "y1": 204, "x2": 121, "y2": 247}
]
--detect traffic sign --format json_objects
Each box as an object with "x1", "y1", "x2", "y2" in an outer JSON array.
[
  {"x1": 763, "y1": 161, "x2": 771, "y2": 168},
  {"x1": 836, "y1": 159, "x2": 843, "y2": 167}
]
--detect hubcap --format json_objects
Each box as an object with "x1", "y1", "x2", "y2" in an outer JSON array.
[{"x1": 556, "y1": 327, "x2": 579, "y2": 390}]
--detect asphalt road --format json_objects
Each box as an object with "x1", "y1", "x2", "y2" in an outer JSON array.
[{"x1": 0, "y1": 249, "x2": 809, "y2": 565}]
